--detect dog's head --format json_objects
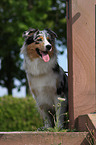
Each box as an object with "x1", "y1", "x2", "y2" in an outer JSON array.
[{"x1": 22, "y1": 28, "x2": 57, "y2": 62}]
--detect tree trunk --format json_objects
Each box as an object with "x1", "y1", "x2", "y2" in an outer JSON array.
[
  {"x1": 6, "y1": 75, "x2": 14, "y2": 96},
  {"x1": 27, "y1": 0, "x2": 33, "y2": 10},
  {"x1": 8, "y1": 86, "x2": 12, "y2": 95},
  {"x1": 26, "y1": 79, "x2": 31, "y2": 96}
]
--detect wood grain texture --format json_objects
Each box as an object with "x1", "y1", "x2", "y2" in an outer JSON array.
[
  {"x1": 67, "y1": 0, "x2": 96, "y2": 129},
  {"x1": 78, "y1": 113, "x2": 96, "y2": 142},
  {"x1": 0, "y1": 132, "x2": 88, "y2": 145}
]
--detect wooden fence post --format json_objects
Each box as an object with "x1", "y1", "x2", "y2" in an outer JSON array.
[{"x1": 67, "y1": 0, "x2": 96, "y2": 130}]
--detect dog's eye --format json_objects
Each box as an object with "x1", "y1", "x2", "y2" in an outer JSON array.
[
  {"x1": 35, "y1": 38, "x2": 42, "y2": 44},
  {"x1": 47, "y1": 38, "x2": 51, "y2": 43},
  {"x1": 37, "y1": 38, "x2": 42, "y2": 41}
]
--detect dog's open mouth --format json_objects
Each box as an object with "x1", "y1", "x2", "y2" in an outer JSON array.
[{"x1": 36, "y1": 48, "x2": 50, "y2": 62}]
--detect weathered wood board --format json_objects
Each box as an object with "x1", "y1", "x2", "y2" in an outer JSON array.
[{"x1": 67, "y1": 0, "x2": 96, "y2": 129}]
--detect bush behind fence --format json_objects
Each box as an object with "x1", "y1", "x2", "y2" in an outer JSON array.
[{"x1": 0, "y1": 96, "x2": 43, "y2": 131}]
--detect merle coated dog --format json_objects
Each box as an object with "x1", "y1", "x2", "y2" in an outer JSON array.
[{"x1": 21, "y1": 28, "x2": 68, "y2": 129}]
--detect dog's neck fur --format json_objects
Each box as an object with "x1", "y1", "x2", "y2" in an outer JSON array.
[{"x1": 22, "y1": 45, "x2": 57, "y2": 76}]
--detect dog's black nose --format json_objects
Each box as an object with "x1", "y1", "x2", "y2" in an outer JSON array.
[{"x1": 46, "y1": 45, "x2": 51, "y2": 51}]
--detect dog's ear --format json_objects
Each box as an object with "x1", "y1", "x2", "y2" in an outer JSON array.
[
  {"x1": 22, "y1": 28, "x2": 39, "y2": 38},
  {"x1": 45, "y1": 28, "x2": 58, "y2": 38}
]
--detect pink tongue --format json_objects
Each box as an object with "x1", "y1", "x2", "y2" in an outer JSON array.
[{"x1": 41, "y1": 53, "x2": 50, "y2": 62}]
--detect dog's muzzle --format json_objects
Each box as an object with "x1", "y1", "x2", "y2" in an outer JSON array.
[{"x1": 36, "y1": 44, "x2": 52, "y2": 63}]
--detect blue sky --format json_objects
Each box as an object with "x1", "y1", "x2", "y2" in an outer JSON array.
[{"x1": 0, "y1": 48, "x2": 68, "y2": 97}]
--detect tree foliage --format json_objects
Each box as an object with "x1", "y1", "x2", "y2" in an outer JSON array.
[{"x1": 0, "y1": 0, "x2": 66, "y2": 95}]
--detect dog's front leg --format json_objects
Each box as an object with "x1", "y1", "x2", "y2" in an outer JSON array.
[
  {"x1": 39, "y1": 107, "x2": 55, "y2": 128},
  {"x1": 39, "y1": 106, "x2": 56, "y2": 128}
]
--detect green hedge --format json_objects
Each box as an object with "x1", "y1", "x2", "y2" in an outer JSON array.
[{"x1": 0, "y1": 96, "x2": 43, "y2": 131}]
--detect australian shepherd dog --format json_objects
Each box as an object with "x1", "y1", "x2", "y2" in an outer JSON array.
[{"x1": 21, "y1": 28, "x2": 68, "y2": 129}]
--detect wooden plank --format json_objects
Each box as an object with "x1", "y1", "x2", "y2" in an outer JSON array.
[
  {"x1": 0, "y1": 132, "x2": 88, "y2": 145},
  {"x1": 67, "y1": 0, "x2": 74, "y2": 129},
  {"x1": 78, "y1": 113, "x2": 96, "y2": 143},
  {"x1": 67, "y1": 0, "x2": 96, "y2": 129}
]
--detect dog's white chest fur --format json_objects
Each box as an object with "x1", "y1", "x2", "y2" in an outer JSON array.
[
  {"x1": 28, "y1": 71, "x2": 58, "y2": 106},
  {"x1": 29, "y1": 72, "x2": 57, "y2": 89},
  {"x1": 24, "y1": 55, "x2": 59, "y2": 108}
]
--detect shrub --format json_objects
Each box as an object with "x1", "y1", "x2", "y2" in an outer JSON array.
[{"x1": 0, "y1": 96, "x2": 43, "y2": 131}]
